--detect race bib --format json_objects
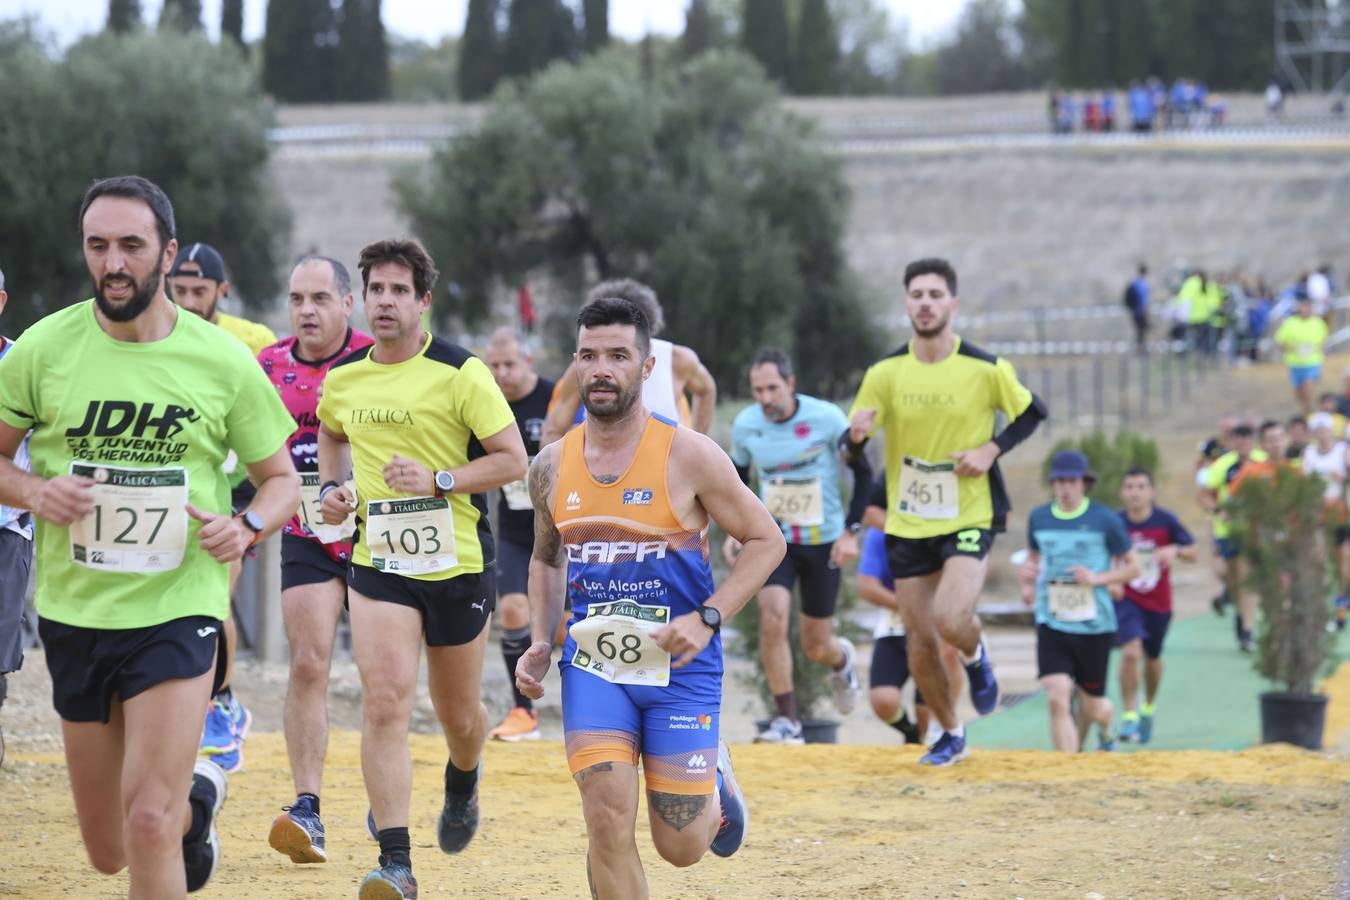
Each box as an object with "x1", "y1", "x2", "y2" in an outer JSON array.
[
  {"x1": 898, "y1": 456, "x2": 959, "y2": 520},
  {"x1": 1047, "y1": 579, "x2": 1096, "y2": 622},
  {"x1": 878, "y1": 609, "x2": 906, "y2": 638},
  {"x1": 1129, "y1": 546, "x2": 1160, "y2": 592},
  {"x1": 298, "y1": 473, "x2": 356, "y2": 544},
  {"x1": 365, "y1": 496, "x2": 457, "y2": 575},
  {"x1": 502, "y1": 476, "x2": 533, "y2": 511},
  {"x1": 568, "y1": 600, "x2": 672, "y2": 686},
  {"x1": 762, "y1": 476, "x2": 824, "y2": 527},
  {"x1": 1298, "y1": 343, "x2": 1315, "y2": 358},
  {"x1": 69, "y1": 463, "x2": 188, "y2": 573}
]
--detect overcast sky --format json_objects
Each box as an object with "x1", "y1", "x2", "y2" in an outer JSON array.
[{"x1": 0, "y1": 0, "x2": 970, "y2": 48}]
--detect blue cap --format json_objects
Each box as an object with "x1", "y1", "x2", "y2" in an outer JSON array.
[
  {"x1": 1048, "y1": 450, "x2": 1091, "y2": 481},
  {"x1": 170, "y1": 242, "x2": 227, "y2": 283}
]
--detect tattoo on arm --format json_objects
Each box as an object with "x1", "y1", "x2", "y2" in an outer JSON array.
[
  {"x1": 575, "y1": 761, "x2": 614, "y2": 784},
  {"x1": 529, "y1": 454, "x2": 565, "y2": 565},
  {"x1": 648, "y1": 791, "x2": 709, "y2": 832}
]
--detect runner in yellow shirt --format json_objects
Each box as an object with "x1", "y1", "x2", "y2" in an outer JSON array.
[{"x1": 1274, "y1": 295, "x2": 1329, "y2": 415}]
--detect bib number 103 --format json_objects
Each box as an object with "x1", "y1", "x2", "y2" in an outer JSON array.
[{"x1": 366, "y1": 496, "x2": 457, "y2": 575}]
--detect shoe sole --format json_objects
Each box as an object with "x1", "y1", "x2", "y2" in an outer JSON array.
[
  {"x1": 490, "y1": 729, "x2": 541, "y2": 743},
  {"x1": 752, "y1": 736, "x2": 805, "y2": 745},
  {"x1": 359, "y1": 876, "x2": 414, "y2": 900},
  {"x1": 268, "y1": 814, "x2": 327, "y2": 864},
  {"x1": 712, "y1": 741, "x2": 748, "y2": 857}
]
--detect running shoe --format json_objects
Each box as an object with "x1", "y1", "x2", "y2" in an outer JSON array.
[
  {"x1": 753, "y1": 716, "x2": 805, "y2": 745},
  {"x1": 918, "y1": 731, "x2": 969, "y2": 766},
  {"x1": 1237, "y1": 627, "x2": 1255, "y2": 653},
  {"x1": 710, "y1": 741, "x2": 748, "y2": 858},
  {"x1": 1138, "y1": 712, "x2": 1155, "y2": 744},
  {"x1": 184, "y1": 758, "x2": 227, "y2": 893},
  {"x1": 268, "y1": 803, "x2": 327, "y2": 864},
  {"x1": 436, "y1": 762, "x2": 480, "y2": 854},
  {"x1": 359, "y1": 856, "x2": 418, "y2": 899},
  {"x1": 830, "y1": 637, "x2": 861, "y2": 715},
  {"x1": 488, "y1": 706, "x2": 540, "y2": 742},
  {"x1": 1211, "y1": 589, "x2": 1230, "y2": 616},
  {"x1": 199, "y1": 700, "x2": 235, "y2": 756},
  {"x1": 1098, "y1": 726, "x2": 1119, "y2": 752},
  {"x1": 224, "y1": 694, "x2": 253, "y2": 745},
  {"x1": 964, "y1": 640, "x2": 999, "y2": 716},
  {"x1": 1118, "y1": 713, "x2": 1140, "y2": 743}
]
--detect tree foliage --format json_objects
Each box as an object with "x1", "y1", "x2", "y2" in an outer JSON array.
[
  {"x1": 262, "y1": 0, "x2": 339, "y2": 102},
  {"x1": 395, "y1": 49, "x2": 879, "y2": 395},
  {"x1": 791, "y1": 0, "x2": 838, "y2": 95},
  {"x1": 741, "y1": 0, "x2": 791, "y2": 84},
  {"x1": 1229, "y1": 468, "x2": 1331, "y2": 695},
  {"x1": 221, "y1": 0, "x2": 245, "y2": 47},
  {"x1": 157, "y1": 0, "x2": 202, "y2": 32},
  {"x1": 337, "y1": 0, "x2": 390, "y2": 101},
  {"x1": 0, "y1": 28, "x2": 290, "y2": 333},
  {"x1": 458, "y1": 0, "x2": 500, "y2": 101},
  {"x1": 582, "y1": 0, "x2": 609, "y2": 53},
  {"x1": 1022, "y1": 0, "x2": 1274, "y2": 90},
  {"x1": 501, "y1": 0, "x2": 577, "y2": 81},
  {"x1": 393, "y1": 36, "x2": 460, "y2": 101},
  {"x1": 934, "y1": 0, "x2": 1040, "y2": 95},
  {"x1": 1041, "y1": 430, "x2": 1160, "y2": 504},
  {"x1": 107, "y1": 0, "x2": 142, "y2": 33}
]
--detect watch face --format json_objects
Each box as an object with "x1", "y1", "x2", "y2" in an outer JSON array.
[
  {"x1": 242, "y1": 511, "x2": 264, "y2": 533},
  {"x1": 436, "y1": 471, "x2": 454, "y2": 491}
]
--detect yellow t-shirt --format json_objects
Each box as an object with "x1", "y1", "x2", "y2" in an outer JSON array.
[
  {"x1": 850, "y1": 337, "x2": 1036, "y2": 539},
  {"x1": 1274, "y1": 315, "x2": 1328, "y2": 368},
  {"x1": 317, "y1": 334, "x2": 515, "y2": 580},
  {"x1": 217, "y1": 312, "x2": 278, "y2": 357}
]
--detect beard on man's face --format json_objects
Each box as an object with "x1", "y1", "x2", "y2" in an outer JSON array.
[
  {"x1": 94, "y1": 269, "x2": 161, "y2": 323},
  {"x1": 581, "y1": 375, "x2": 642, "y2": 421}
]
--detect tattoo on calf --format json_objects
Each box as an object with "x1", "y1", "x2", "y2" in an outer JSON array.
[{"x1": 649, "y1": 791, "x2": 708, "y2": 832}]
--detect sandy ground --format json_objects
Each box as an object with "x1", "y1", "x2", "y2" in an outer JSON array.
[{"x1": 2, "y1": 650, "x2": 1348, "y2": 899}]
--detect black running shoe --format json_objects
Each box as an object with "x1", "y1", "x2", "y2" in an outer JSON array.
[
  {"x1": 437, "y1": 763, "x2": 480, "y2": 854},
  {"x1": 184, "y1": 758, "x2": 227, "y2": 892}
]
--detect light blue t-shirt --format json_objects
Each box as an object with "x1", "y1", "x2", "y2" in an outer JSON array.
[
  {"x1": 0, "y1": 336, "x2": 31, "y2": 539},
  {"x1": 1028, "y1": 498, "x2": 1131, "y2": 635},
  {"x1": 730, "y1": 394, "x2": 849, "y2": 545}
]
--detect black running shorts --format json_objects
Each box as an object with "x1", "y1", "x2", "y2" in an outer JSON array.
[
  {"x1": 39, "y1": 615, "x2": 226, "y2": 723},
  {"x1": 495, "y1": 535, "x2": 531, "y2": 598},
  {"x1": 764, "y1": 542, "x2": 841, "y2": 618},
  {"x1": 281, "y1": 532, "x2": 347, "y2": 592},
  {"x1": 1036, "y1": 624, "x2": 1115, "y2": 697},
  {"x1": 347, "y1": 565, "x2": 495, "y2": 647},
  {"x1": 885, "y1": 529, "x2": 993, "y2": 580}
]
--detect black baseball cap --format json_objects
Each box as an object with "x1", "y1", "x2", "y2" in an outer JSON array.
[{"x1": 170, "y1": 242, "x2": 227, "y2": 283}]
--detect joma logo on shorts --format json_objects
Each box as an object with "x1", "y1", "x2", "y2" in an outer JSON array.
[{"x1": 566, "y1": 541, "x2": 668, "y2": 564}]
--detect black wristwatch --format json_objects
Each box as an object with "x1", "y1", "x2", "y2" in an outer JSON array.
[
  {"x1": 695, "y1": 605, "x2": 721, "y2": 633},
  {"x1": 847, "y1": 522, "x2": 864, "y2": 536},
  {"x1": 236, "y1": 510, "x2": 264, "y2": 549}
]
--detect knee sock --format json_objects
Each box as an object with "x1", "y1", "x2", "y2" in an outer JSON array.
[{"x1": 501, "y1": 626, "x2": 533, "y2": 711}]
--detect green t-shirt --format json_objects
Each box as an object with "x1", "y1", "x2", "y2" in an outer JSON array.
[
  {"x1": 1274, "y1": 315, "x2": 1328, "y2": 368},
  {"x1": 0, "y1": 301, "x2": 294, "y2": 629}
]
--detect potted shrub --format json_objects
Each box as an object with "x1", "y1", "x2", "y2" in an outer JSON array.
[{"x1": 1229, "y1": 466, "x2": 1332, "y2": 749}]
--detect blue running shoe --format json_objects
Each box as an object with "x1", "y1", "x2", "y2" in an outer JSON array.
[
  {"x1": 184, "y1": 758, "x2": 227, "y2": 893},
  {"x1": 710, "y1": 741, "x2": 748, "y2": 858},
  {"x1": 1118, "y1": 715, "x2": 1140, "y2": 743},
  {"x1": 359, "y1": 856, "x2": 418, "y2": 899},
  {"x1": 919, "y1": 731, "x2": 969, "y2": 767},
  {"x1": 225, "y1": 695, "x2": 252, "y2": 745},
  {"x1": 964, "y1": 641, "x2": 999, "y2": 716},
  {"x1": 1138, "y1": 712, "x2": 1155, "y2": 745},
  {"x1": 1099, "y1": 726, "x2": 1119, "y2": 752},
  {"x1": 211, "y1": 743, "x2": 242, "y2": 775},
  {"x1": 269, "y1": 803, "x2": 327, "y2": 864},
  {"x1": 199, "y1": 700, "x2": 234, "y2": 755}
]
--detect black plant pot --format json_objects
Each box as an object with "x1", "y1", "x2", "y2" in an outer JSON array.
[
  {"x1": 754, "y1": 718, "x2": 840, "y2": 744},
  {"x1": 1259, "y1": 691, "x2": 1328, "y2": 750}
]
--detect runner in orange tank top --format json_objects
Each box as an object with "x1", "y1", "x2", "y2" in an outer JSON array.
[{"x1": 515, "y1": 294, "x2": 784, "y2": 899}]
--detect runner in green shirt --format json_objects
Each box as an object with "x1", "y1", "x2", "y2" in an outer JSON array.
[
  {"x1": 0, "y1": 176, "x2": 298, "y2": 896},
  {"x1": 1274, "y1": 296, "x2": 1329, "y2": 416}
]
